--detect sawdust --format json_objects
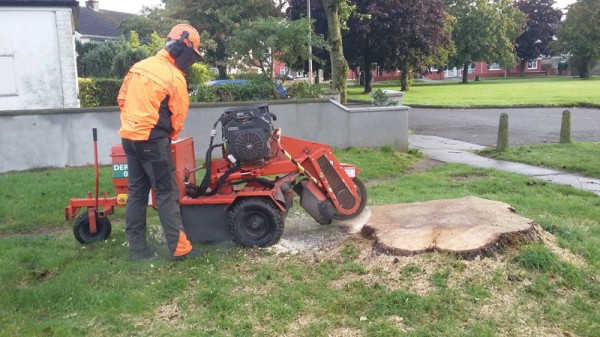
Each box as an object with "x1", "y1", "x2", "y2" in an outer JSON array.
[{"x1": 155, "y1": 302, "x2": 183, "y2": 323}]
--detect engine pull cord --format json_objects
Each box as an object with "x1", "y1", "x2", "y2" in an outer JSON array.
[{"x1": 274, "y1": 128, "x2": 322, "y2": 188}]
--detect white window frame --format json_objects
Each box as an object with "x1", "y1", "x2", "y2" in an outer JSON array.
[
  {"x1": 527, "y1": 60, "x2": 538, "y2": 69},
  {"x1": 489, "y1": 63, "x2": 501, "y2": 71}
]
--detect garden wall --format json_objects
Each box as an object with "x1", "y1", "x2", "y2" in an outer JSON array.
[{"x1": 0, "y1": 99, "x2": 409, "y2": 173}]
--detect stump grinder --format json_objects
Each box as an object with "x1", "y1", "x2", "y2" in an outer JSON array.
[{"x1": 64, "y1": 104, "x2": 367, "y2": 247}]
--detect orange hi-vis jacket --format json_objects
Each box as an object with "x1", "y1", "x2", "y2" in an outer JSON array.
[{"x1": 118, "y1": 49, "x2": 189, "y2": 141}]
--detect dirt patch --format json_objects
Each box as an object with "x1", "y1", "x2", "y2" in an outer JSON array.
[
  {"x1": 155, "y1": 302, "x2": 183, "y2": 323},
  {"x1": 405, "y1": 157, "x2": 445, "y2": 174}
]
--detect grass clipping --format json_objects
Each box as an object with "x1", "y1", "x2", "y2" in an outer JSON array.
[{"x1": 362, "y1": 196, "x2": 538, "y2": 259}]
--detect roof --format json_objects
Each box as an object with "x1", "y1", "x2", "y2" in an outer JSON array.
[
  {"x1": 77, "y1": 5, "x2": 133, "y2": 39},
  {"x1": 0, "y1": 0, "x2": 78, "y2": 6}
]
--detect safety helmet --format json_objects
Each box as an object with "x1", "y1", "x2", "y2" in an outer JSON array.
[{"x1": 167, "y1": 24, "x2": 201, "y2": 57}]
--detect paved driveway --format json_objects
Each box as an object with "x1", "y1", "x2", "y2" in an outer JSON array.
[{"x1": 408, "y1": 107, "x2": 600, "y2": 147}]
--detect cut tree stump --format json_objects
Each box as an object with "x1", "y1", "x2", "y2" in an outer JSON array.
[{"x1": 361, "y1": 196, "x2": 539, "y2": 259}]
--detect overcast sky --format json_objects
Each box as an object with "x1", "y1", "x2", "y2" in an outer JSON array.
[{"x1": 86, "y1": 0, "x2": 577, "y2": 15}]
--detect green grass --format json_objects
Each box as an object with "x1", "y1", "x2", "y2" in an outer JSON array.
[
  {"x1": 346, "y1": 77, "x2": 600, "y2": 108},
  {"x1": 478, "y1": 142, "x2": 600, "y2": 179},
  {"x1": 1, "y1": 148, "x2": 600, "y2": 336}
]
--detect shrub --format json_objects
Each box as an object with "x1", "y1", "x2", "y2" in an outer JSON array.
[
  {"x1": 111, "y1": 48, "x2": 150, "y2": 78},
  {"x1": 285, "y1": 82, "x2": 324, "y2": 99},
  {"x1": 186, "y1": 63, "x2": 214, "y2": 87},
  {"x1": 371, "y1": 89, "x2": 398, "y2": 107},
  {"x1": 78, "y1": 78, "x2": 122, "y2": 107},
  {"x1": 190, "y1": 78, "x2": 280, "y2": 103}
]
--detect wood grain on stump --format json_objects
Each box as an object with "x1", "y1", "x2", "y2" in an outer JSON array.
[{"x1": 361, "y1": 197, "x2": 538, "y2": 258}]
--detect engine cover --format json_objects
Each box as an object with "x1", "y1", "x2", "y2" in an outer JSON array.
[{"x1": 221, "y1": 104, "x2": 274, "y2": 164}]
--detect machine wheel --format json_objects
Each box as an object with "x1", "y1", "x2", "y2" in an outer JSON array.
[
  {"x1": 227, "y1": 198, "x2": 284, "y2": 247},
  {"x1": 73, "y1": 211, "x2": 112, "y2": 244},
  {"x1": 333, "y1": 177, "x2": 368, "y2": 221}
]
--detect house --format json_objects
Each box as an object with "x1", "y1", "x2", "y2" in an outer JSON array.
[
  {"x1": 76, "y1": 0, "x2": 132, "y2": 43},
  {"x1": 0, "y1": 0, "x2": 79, "y2": 110},
  {"x1": 347, "y1": 58, "x2": 562, "y2": 83}
]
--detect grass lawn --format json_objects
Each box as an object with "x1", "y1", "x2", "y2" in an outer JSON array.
[
  {"x1": 1, "y1": 147, "x2": 600, "y2": 336},
  {"x1": 346, "y1": 76, "x2": 600, "y2": 108},
  {"x1": 478, "y1": 141, "x2": 600, "y2": 179}
]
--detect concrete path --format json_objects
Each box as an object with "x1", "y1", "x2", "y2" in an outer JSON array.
[{"x1": 409, "y1": 134, "x2": 600, "y2": 197}]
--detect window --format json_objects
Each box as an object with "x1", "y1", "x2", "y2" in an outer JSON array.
[
  {"x1": 279, "y1": 67, "x2": 288, "y2": 76},
  {"x1": 527, "y1": 60, "x2": 538, "y2": 69},
  {"x1": 0, "y1": 55, "x2": 18, "y2": 96},
  {"x1": 489, "y1": 63, "x2": 501, "y2": 70}
]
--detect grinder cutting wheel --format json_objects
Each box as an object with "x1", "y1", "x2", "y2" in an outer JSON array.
[{"x1": 65, "y1": 104, "x2": 367, "y2": 248}]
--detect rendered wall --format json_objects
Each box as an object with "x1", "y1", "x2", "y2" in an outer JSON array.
[
  {"x1": 0, "y1": 7, "x2": 78, "y2": 110},
  {"x1": 0, "y1": 99, "x2": 409, "y2": 173}
]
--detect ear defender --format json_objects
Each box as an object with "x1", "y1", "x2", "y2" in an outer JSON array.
[{"x1": 167, "y1": 31, "x2": 190, "y2": 58}]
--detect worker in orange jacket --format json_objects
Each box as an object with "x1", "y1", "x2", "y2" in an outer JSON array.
[{"x1": 118, "y1": 24, "x2": 203, "y2": 261}]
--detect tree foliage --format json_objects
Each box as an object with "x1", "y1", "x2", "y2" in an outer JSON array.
[
  {"x1": 514, "y1": 0, "x2": 562, "y2": 76},
  {"x1": 443, "y1": 0, "x2": 526, "y2": 83},
  {"x1": 554, "y1": 0, "x2": 600, "y2": 78},
  {"x1": 162, "y1": 0, "x2": 283, "y2": 79},
  {"x1": 286, "y1": 0, "x2": 332, "y2": 82},
  {"x1": 119, "y1": 6, "x2": 183, "y2": 44},
  {"x1": 226, "y1": 17, "x2": 327, "y2": 79},
  {"x1": 368, "y1": 0, "x2": 454, "y2": 91}
]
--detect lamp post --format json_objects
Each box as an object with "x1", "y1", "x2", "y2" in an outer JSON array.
[{"x1": 307, "y1": 0, "x2": 313, "y2": 84}]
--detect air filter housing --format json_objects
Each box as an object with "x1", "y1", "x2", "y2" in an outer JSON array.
[{"x1": 221, "y1": 104, "x2": 275, "y2": 165}]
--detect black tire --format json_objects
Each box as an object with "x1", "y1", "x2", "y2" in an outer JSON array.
[
  {"x1": 227, "y1": 198, "x2": 284, "y2": 247},
  {"x1": 333, "y1": 177, "x2": 368, "y2": 221},
  {"x1": 73, "y1": 211, "x2": 112, "y2": 244}
]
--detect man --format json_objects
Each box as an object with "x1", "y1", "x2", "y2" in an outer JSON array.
[{"x1": 118, "y1": 24, "x2": 203, "y2": 261}]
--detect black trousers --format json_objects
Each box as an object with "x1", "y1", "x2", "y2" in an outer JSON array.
[{"x1": 121, "y1": 137, "x2": 190, "y2": 256}]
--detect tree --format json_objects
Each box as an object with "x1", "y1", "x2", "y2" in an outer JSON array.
[
  {"x1": 226, "y1": 17, "x2": 326, "y2": 79},
  {"x1": 322, "y1": 0, "x2": 351, "y2": 104},
  {"x1": 369, "y1": 0, "x2": 454, "y2": 91},
  {"x1": 443, "y1": 0, "x2": 526, "y2": 83},
  {"x1": 81, "y1": 40, "x2": 128, "y2": 78},
  {"x1": 514, "y1": 0, "x2": 562, "y2": 76},
  {"x1": 163, "y1": 0, "x2": 283, "y2": 79},
  {"x1": 287, "y1": 0, "x2": 332, "y2": 83},
  {"x1": 119, "y1": 6, "x2": 184, "y2": 44},
  {"x1": 554, "y1": 0, "x2": 600, "y2": 78}
]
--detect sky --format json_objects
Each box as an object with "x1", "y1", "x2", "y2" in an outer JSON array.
[{"x1": 86, "y1": 0, "x2": 577, "y2": 14}]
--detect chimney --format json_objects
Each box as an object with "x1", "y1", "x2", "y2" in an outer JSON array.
[{"x1": 86, "y1": 0, "x2": 99, "y2": 11}]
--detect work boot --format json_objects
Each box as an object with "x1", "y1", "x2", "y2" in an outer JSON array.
[
  {"x1": 129, "y1": 246, "x2": 157, "y2": 261},
  {"x1": 171, "y1": 248, "x2": 204, "y2": 261}
]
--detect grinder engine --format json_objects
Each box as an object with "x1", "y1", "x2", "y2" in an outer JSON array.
[{"x1": 221, "y1": 105, "x2": 275, "y2": 166}]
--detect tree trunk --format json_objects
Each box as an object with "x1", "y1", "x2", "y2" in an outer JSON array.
[
  {"x1": 323, "y1": 0, "x2": 349, "y2": 104},
  {"x1": 218, "y1": 65, "x2": 227, "y2": 80},
  {"x1": 462, "y1": 63, "x2": 469, "y2": 84},
  {"x1": 400, "y1": 66, "x2": 410, "y2": 91},
  {"x1": 363, "y1": 59, "x2": 373, "y2": 93},
  {"x1": 520, "y1": 59, "x2": 526, "y2": 77}
]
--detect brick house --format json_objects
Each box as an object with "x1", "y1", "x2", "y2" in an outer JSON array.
[
  {"x1": 348, "y1": 58, "x2": 557, "y2": 82},
  {"x1": 0, "y1": 0, "x2": 79, "y2": 110}
]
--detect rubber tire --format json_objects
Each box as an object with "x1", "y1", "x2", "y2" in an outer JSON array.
[
  {"x1": 227, "y1": 198, "x2": 284, "y2": 247},
  {"x1": 73, "y1": 212, "x2": 112, "y2": 244},
  {"x1": 333, "y1": 177, "x2": 368, "y2": 221}
]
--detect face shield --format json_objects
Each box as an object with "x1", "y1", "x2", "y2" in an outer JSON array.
[{"x1": 174, "y1": 46, "x2": 201, "y2": 72}]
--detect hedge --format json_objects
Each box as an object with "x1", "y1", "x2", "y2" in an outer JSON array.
[{"x1": 78, "y1": 78, "x2": 123, "y2": 107}]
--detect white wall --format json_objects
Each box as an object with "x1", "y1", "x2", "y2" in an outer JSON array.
[
  {"x1": 0, "y1": 100, "x2": 410, "y2": 173},
  {"x1": 0, "y1": 7, "x2": 78, "y2": 110}
]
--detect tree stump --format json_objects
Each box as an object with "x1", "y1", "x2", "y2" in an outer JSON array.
[{"x1": 361, "y1": 197, "x2": 538, "y2": 259}]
